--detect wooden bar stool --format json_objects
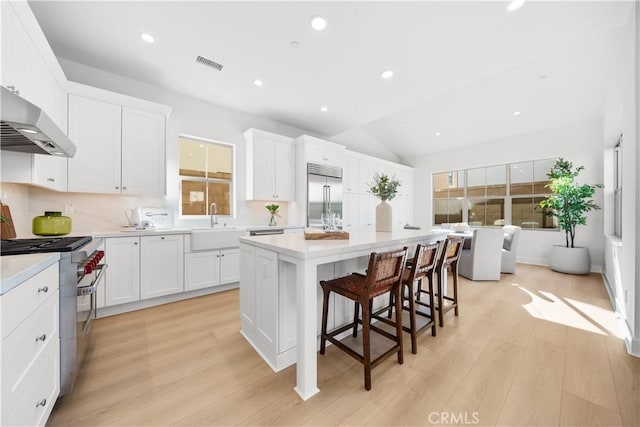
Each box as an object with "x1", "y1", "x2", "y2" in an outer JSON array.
[
  {"x1": 431, "y1": 236, "x2": 465, "y2": 326},
  {"x1": 319, "y1": 247, "x2": 408, "y2": 391},
  {"x1": 373, "y1": 241, "x2": 444, "y2": 354}
]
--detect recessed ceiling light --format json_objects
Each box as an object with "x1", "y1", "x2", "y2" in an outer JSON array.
[
  {"x1": 310, "y1": 15, "x2": 327, "y2": 31},
  {"x1": 290, "y1": 41, "x2": 300, "y2": 48},
  {"x1": 18, "y1": 128, "x2": 38, "y2": 134},
  {"x1": 140, "y1": 32, "x2": 155, "y2": 43},
  {"x1": 320, "y1": 106, "x2": 328, "y2": 112},
  {"x1": 381, "y1": 70, "x2": 394, "y2": 79},
  {"x1": 254, "y1": 79, "x2": 263, "y2": 87},
  {"x1": 538, "y1": 74, "x2": 548, "y2": 80},
  {"x1": 435, "y1": 132, "x2": 441, "y2": 136},
  {"x1": 513, "y1": 111, "x2": 521, "y2": 116},
  {"x1": 506, "y1": 0, "x2": 525, "y2": 12}
]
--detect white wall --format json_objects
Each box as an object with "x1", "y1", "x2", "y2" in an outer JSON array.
[
  {"x1": 411, "y1": 118, "x2": 605, "y2": 270},
  {"x1": 602, "y1": 3, "x2": 639, "y2": 356}
]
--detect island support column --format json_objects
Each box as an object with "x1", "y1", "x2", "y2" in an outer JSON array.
[{"x1": 294, "y1": 258, "x2": 321, "y2": 400}]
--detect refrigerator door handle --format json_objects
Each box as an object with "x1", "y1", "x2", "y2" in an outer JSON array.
[{"x1": 323, "y1": 185, "x2": 330, "y2": 213}]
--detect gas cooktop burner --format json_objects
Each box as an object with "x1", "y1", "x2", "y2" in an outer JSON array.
[{"x1": 0, "y1": 236, "x2": 92, "y2": 255}]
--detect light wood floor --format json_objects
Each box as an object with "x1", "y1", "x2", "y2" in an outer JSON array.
[{"x1": 49, "y1": 264, "x2": 639, "y2": 426}]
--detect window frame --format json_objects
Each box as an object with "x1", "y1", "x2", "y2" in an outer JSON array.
[{"x1": 178, "y1": 134, "x2": 236, "y2": 219}]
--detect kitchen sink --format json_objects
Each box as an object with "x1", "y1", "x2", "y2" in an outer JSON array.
[{"x1": 190, "y1": 227, "x2": 247, "y2": 251}]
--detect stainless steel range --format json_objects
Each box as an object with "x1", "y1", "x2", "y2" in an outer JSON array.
[{"x1": 0, "y1": 236, "x2": 107, "y2": 395}]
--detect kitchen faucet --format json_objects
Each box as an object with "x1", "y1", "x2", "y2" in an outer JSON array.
[{"x1": 210, "y1": 202, "x2": 218, "y2": 227}]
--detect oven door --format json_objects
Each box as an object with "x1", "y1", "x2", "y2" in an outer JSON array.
[{"x1": 76, "y1": 262, "x2": 107, "y2": 368}]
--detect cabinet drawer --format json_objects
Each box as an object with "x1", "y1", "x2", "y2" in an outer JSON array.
[
  {"x1": 2, "y1": 291, "x2": 59, "y2": 414},
  {"x1": 1, "y1": 263, "x2": 58, "y2": 339},
  {"x1": 2, "y1": 341, "x2": 59, "y2": 427}
]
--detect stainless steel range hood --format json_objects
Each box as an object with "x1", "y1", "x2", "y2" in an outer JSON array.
[{"x1": 1, "y1": 86, "x2": 76, "y2": 157}]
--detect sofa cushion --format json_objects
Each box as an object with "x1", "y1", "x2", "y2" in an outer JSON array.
[{"x1": 503, "y1": 233, "x2": 513, "y2": 251}]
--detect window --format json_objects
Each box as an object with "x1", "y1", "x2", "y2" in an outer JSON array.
[
  {"x1": 179, "y1": 136, "x2": 234, "y2": 217},
  {"x1": 614, "y1": 136, "x2": 622, "y2": 237},
  {"x1": 433, "y1": 171, "x2": 464, "y2": 224},
  {"x1": 432, "y1": 157, "x2": 557, "y2": 229}
]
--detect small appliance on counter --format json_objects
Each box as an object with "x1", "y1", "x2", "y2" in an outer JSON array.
[{"x1": 32, "y1": 211, "x2": 71, "y2": 236}]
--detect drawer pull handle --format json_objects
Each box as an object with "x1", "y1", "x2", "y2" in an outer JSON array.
[
  {"x1": 36, "y1": 398, "x2": 47, "y2": 408},
  {"x1": 35, "y1": 334, "x2": 47, "y2": 342},
  {"x1": 38, "y1": 286, "x2": 49, "y2": 293}
]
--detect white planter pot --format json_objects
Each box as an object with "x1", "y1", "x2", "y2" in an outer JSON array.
[
  {"x1": 548, "y1": 245, "x2": 591, "y2": 275},
  {"x1": 375, "y1": 201, "x2": 393, "y2": 232}
]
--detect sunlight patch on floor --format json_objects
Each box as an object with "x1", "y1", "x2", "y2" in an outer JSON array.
[{"x1": 519, "y1": 288, "x2": 609, "y2": 335}]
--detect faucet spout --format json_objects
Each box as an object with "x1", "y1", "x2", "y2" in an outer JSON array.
[{"x1": 210, "y1": 202, "x2": 218, "y2": 227}]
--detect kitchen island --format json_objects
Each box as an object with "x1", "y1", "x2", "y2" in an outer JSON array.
[{"x1": 238, "y1": 229, "x2": 447, "y2": 400}]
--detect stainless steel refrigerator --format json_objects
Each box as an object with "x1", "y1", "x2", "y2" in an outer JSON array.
[{"x1": 307, "y1": 163, "x2": 343, "y2": 228}]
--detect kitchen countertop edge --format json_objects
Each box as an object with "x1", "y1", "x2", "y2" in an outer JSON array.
[
  {"x1": 0, "y1": 253, "x2": 60, "y2": 296},
  {"x1": 93, "y1": 225, "x2": 305, "y2": 238}
]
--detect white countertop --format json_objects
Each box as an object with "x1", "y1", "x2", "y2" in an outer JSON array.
[
  {"x1": 0, "y1": 253, "x2": 60, "y2": 296},
  {"x1": 239, "y1": 229, "x2": 448, "y2": 260},
  {"x1": 93, "y1": 224, "x2": 305, "y2": 238}
]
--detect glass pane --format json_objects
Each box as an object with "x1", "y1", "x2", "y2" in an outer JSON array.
[
  {"x1": 533, "y1": 158, "x2": 555, "y2": 194},
  {"x1": 534, "y1": 196, "x2": 556, "y2": 229},
  {"x1": 486, "y1": 165, "x2": 506, "y2": 196},
  {"x1": 433, "y1": 172, "x2": 450, "y2": 199},
  {"x1": 449, "y1": 171, "x2": 465, "y2": 197},
  {"x1": 486, "y1": 198, "x2": 505, "y2": 226},
  {"x1": 468, "y1": 199, "x2": 486, "y2": 226},
  {"x1": 510, "y1": 161, "x2": 533, "y2": 195},
  {"x1": 433, "y1": 199, "x2": 449, "y2": 224},
  {"x1": 207, "y1": 144, "x2": 233, "y2": 180},
  {"x1": 512, "y1": 197, "x2": 535, "y2": 228},
  {"x1": 448, "y1": 199, "x2": 464, "y2": 223},
  {"x1": 179, "y1": 138, "x2": 206, "y2": 177},
  {"x1": 467, "y1": 168, "x2": 485, "y2": 197},
  {"x1": 208, "y1": 182, "x2": 231, "y2": 215},
  {"x1": 181, "y1": 180, "x2": 207, "y2": 215}
]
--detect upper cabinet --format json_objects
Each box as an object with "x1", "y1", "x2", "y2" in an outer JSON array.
[
  {"x1": 67, "y1": 86, "x2": 169, "y2": 196},
  {"x1": 295, "y1": 135, "x2": 345, "y2": 168},
  {"x1": 1, "y1": 1, "x2": 69, "y2": 192},
  {"x1": 244, "y1": 129, "x2": 295, "y2": 201}
]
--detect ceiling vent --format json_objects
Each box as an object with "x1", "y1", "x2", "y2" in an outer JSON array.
[{"x1": 196, "y1": 55, "x2": 224, "y2": 71}]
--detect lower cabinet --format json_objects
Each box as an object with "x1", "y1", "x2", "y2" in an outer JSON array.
[
  {"x1": 105, "y1": 237, "x2": 140, "y2": 306},
  {"x1": 184, "y1": 248, "x2": 240, "y2": 291},
  {"x1": 140, "y1": 235, "x2": 184, "y2": 299},
  {"x1": 1, "y1": 262, "x2": 60, "y2": 427}
]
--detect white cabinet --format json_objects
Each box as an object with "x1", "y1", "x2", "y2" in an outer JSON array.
[
  {"x1": 295, "y1": 135, "x2": 345, "y2": 167},
  {"x1": 105, "y1": 237, "x2": 141, "y2": 306},
  {"x1": 185, "y1": 248, "x2": 239, "y2": 291},
  {"x1": 1, "y1": 262, "x2": 59, "y2": 427},
  {"x1": 255, "y1": 248, "x2": 279, "y2": 353},
  {"x1": 343, "y1": 152, "x2": 361, "y2": 193},
  {"x1": 140, "y1": 235, "x2": 184, "y2": 299},
  {"x1": 244, "y1": 129, "x2": 295, "y2": 201},
  {"x1": 68, "y1": 94, "x2": 166, "y2": 196},
  {"x1": 121, "y1": 108, "x2": 166, "y2": 195},
  {"x1": 1, "y1": 1, "x2": 68, "y2": 192}
]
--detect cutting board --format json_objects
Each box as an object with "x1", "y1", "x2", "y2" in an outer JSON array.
[
  {"x1": 1, "y1": 203, "x2": 17, "y2": 239},
  {"x1": 304, "y1": 229, "x2": 349, "y2": 240}
]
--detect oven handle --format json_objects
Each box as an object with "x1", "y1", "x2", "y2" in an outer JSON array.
[{"x1": 77, "y1": 264, "x2": 108, "y2": 296}]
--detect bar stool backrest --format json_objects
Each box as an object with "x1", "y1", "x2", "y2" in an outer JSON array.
[
  {"x1": 366, "y1": 247, "x2": 408, "y2": 297},
  {"x1": 408, "y1": 241, "x2": 443, "y2": 283},
  {"x1": 438, "y1": 236, "x2": 465, "y2": 269}
]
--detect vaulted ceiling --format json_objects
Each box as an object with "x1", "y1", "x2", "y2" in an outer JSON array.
[{"x1": 29, "y1": 1, "x2": 632, "y2": 162}]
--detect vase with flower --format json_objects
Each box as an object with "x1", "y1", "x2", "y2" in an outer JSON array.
[
  {"x1": 367, "y1": 173, "x2": 401, "y2": 232},
  {"x1": 265, "y1": 203, "x2": 279, "y2": 226}
]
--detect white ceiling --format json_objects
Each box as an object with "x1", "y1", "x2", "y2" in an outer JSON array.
[{"x1": 28, "y1": 1, "x2": 632, "y2": 162}]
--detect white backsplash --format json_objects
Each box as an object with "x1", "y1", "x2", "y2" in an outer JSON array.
[{"x1": 0, "y1": 183, "x2": 291, "y2": 237}]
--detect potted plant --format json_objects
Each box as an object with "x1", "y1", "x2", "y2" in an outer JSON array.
[
  {"x1": 538, "y1": 158, "x2": 603, "y2": 274},
  {"x1": 367, "y1": 173, "x2": 401, "y2": 232}
]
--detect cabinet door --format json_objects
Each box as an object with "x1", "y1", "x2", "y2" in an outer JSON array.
[
  {"x1": 32, "y1": 155, "x2": 67, "y2": 192},
  {"x1": 255, "y1": 248, "x2": 278, "y2": 353},
  {"x1": 220, "y1": 248, "x2": 240, "y2": 284},
  {"x1": 239, "y1": 245, "x2": 256, "y2": 329},
  {"x1": 121, "y1": 108, "x2": 165, "y2": 195},
  {"x1": 184, "y1": 251, "x2": 220, "y2": 291},
  {"x1": 274, "y1": 142, "x2": 295, "y2": 201},
  {"x1": 359, "y1": 194, "x2": 376, "y2": 230},
  {"x1": 252, "y1": 139, "x2": 275, "y2": 200},
  {"x1": 105, "y1": 237, "x2": 140, "y2": 306},
  {"x1": 140, "y1": 235, "x2": 184, "y2": 299},
  {"x1": 342, "y1": 192, "x2": 359, "y2": 230},
  {"x1": 68, "y1": 95, "x2": 122, "y2": 194},
  {"x1": 343, "y1": 154, "x2": 360, "y2": 193}
]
